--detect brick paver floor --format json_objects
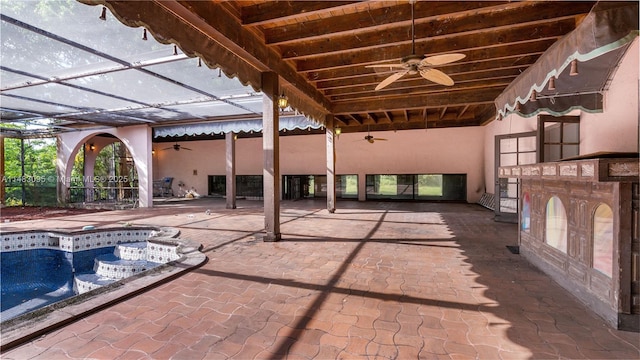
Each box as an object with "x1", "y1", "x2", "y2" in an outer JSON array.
[{"x1": 2, "y1": 199, "x2": 639, "y2": 359}]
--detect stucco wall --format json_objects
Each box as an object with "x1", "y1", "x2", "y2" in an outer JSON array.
[
  {"x1": 483, "y1": 39, "x2": 639, "y2": 193},
  {"x1": 154, "y1": 126, "x2": 486, "y2": 202}
]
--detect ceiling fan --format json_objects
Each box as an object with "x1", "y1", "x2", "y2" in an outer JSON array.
[
  {"x1": 163, "y1": 143, "x2": 192, "y2": 151},
  {"x1": 366, "y1": 0, "x2": 465, "y2": 90},
  {"x1": 363, "y1": 126, "x2": 387, "y2": 144}
]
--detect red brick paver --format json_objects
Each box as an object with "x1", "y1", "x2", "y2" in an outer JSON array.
[{"x1": 2, "y1": 199, "x2": 639, "y2": 359}]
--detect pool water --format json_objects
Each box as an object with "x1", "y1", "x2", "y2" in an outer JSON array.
[{"x1": 0, "y1": 227, "x2": 179, "y2": 322}]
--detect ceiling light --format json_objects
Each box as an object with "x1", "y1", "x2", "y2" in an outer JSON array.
[
  {"x1": 548, "y1": 76, "x2": 556, "y2": 90},
  {"x1": 570, "y1": 59, "x2": 579, "y2": 76},
  {"x1": 277, "y1": 93, "x2": 288, "y2": 110}
]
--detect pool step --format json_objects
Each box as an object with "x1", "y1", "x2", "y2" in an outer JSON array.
[
  {"x1": 93, "y1": 253, "x2": 157, "y2": 280},
  {"x1": 74, "y1": 242, "x2": 163, "y2": 294},
  {"x1": 114, "y1": 242, "x2": 147, "y2": 261}
]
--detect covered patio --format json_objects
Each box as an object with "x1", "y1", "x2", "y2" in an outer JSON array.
[{"x1": 2, "y1": 199, "x2": 639, "y2": 358}]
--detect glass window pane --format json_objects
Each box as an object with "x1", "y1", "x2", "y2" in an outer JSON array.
[
  {"x1": 546, "y1": 196, "x2": 567, "y2": 253},
  {"x1": 500, "y1": 153, "x2": 518, "y2": 166},
  {"x1": 518, "y1": 152, "x2": 537, "y2": 165},
  {"x1": 593, "y1": 204, "x2": 614, "y2": 277},
  {"x1": 518, "y1": 136, "x2": 537, "y2": 152},
  {"x1": 545, "y1": 144, "x2": 561, "y2": 162},
  {"x1": 545, "y1": 124, "x2": 561, "y2": 143},
  {"x1": 563, "y1": 144, "x2": 579, "y2": 159},
  {"x1": 500, "y1": 138, "x2": 517, "y2": 153},
  {"x1": 417, "y1": 175, "x2": 443, "y2": 196},
  {"x1": 563, "y1": 122, "x2": 580, "y2": 142}
]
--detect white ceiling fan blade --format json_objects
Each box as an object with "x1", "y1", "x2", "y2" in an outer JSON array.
[
  {"x1": 421, "y1": 53, "x2": 466, "y2": 66},
  {"x1": 420, "y1": 68, "x2": 455, "y2": 86},
  {"x1": 375, "y1": 70, "x2": 408, "y2": 90}
]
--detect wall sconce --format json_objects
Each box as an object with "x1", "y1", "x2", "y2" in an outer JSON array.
[
  {"x1": 277, "y1": 93, "x2": 288, "y2": 110},
  {"x1": 548, "y1": 76, "x2": 556, "y2": 90},
  {"x1": 569, "y1": 59, "x2": 579, "y2": 76},
  {"x1": 152, "y1": 149, "x2": 156, "y2": 155},
  {"x1": 89, "y1": 143, "x2": 96, "y2": 151},
  {"x1": 334, "y1": 127, "x2": 342, "y2": 137}
]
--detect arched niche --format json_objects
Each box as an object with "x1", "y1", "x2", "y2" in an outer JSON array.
[
  {"x1": 545, "y1": 195, "x2": 567, "y2": 253},
  {"x1": 593, "y1": 203, "x2": 614, "y2": 277}
]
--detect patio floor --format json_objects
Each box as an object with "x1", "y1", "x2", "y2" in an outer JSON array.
[{"x1": 1, "y1": 199, "x2": 639, "y2": 359}]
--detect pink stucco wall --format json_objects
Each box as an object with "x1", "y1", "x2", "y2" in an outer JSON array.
[{"x1": 154, "y1": 126, "x2": 486, "y2": 202}]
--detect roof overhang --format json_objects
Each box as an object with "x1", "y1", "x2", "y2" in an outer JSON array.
[{"x1": 495, "y1": 1, "x2": 639, "y2": 119}]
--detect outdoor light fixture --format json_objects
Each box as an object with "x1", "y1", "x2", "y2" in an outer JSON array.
[
  {"x1": 142, "y1": 29, "x2": 148, "y2": 41},
  {"x1": 570, "y1": 59, "x2": 579, "y2": 76},
  {"x1": 99, "y1": 7, "x2": 107, "y2": 20},
  {"x1": 89, "y1": 143, "x2": 96, "y2": 151},
  {"x1": 334, "y1": 127, "x2": 342, "y2": 136},
  {"x1": 529, "y1": 90, "x2": 537, "y2": 102},
  {"x1": 515, "y1": 102, "x2": 521, "y2": 112},
  {"x1": 548, "y1": 76, "x2": 556, "y2": 90},
  {"x1": 277, "y1": 93, "x2": 288, "y2": 110}
]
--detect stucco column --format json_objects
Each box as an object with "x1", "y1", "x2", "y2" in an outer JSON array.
[
  {"x1": 225, "y1": 131, "x2": 236, "y2": 209},
  {"x1": 56, "y1": 136, "x2": 70, "y2": 206},
  {"x1": 262, "y1": 72, "x2": 281, "y2": 241},
  {"x1": 325, "y1": 115, "x2": 336, "y2": 213}
]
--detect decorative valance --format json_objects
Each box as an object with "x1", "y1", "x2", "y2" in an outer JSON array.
[
  {"x1": 495, "y1": 2, "x2": 639, "y2": 119},
  {"x1": 153, "y1": 116, "x2": 322, "y2": 138}
]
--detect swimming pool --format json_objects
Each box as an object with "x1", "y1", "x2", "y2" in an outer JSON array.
[{"x1": 1, "y1": 226, "x2": 181, "y2": 322}]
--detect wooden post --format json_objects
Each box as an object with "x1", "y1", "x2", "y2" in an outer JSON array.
[
  {"x1": 262, "y1": 72, "x2": 281, "y2": 241},
  {"x1": 326, "y1": 115, "x2": 336, "y2": 213},
  {"x1": 225, "y1": 131, "x2": 236, "y2": 209}
]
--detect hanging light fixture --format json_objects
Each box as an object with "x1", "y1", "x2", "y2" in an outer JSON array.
[
  {"x1": 569, "y1": 59, "x2": 579, "y2": 76},
  {"x1": 142, "y1": 29, "x2": 148, "y2": 41},
  {"x1": 334, "y1": 127, "x2": 342, "y2": 136},
  {"x1": 548, "y1": 76, "x2": 556, "y2": 90},
  {"x1": 277, "y1": 93, "x2": 288, "y2": 110},
  {"x1": 99, "y1": 7, "x2": 107, "y2": 20},
  {"x1": 529, "y1": 90, "x2": 537, "y2": 102}
]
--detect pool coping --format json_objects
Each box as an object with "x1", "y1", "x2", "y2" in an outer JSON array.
[{"x1": 0, "y1": 231, "x2": 207, "y2": 352}]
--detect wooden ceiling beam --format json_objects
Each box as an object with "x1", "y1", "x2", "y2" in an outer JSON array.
[
  {"x1": 280, "y1": 3, "x2": 592, "y2": 60},
  {"x1": 326, "y1": 78, "x2": 514, "y2": 102},
  {"x1": 295, "y1": 19, "x2": 575, "y2": 71},
  {"x1": 264, "y1": 2, "x2": 510, "y2": 45},
  {"x1": 296, "y1": 36, "x2": 558, "y2": 74},
  {"x1": 320, "y1": 67, "x2": 525, "y2": 94},
  {"x1": 240, "y1": 1, "x2": 357, "y2": 26},
  {"x1": 332, "y1": 87, "x2": 503, "y2": 114}
]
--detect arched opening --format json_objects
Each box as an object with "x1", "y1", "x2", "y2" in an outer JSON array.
[
  {"x1": 593, "y1": 203, "x2": 614, "y2": 277},
  {"x1": 545, "y1": 196, "x2": 567, "y2": 253},
  {"x1": 69, "y1": 135, "x2": 139, "y2": 207}
]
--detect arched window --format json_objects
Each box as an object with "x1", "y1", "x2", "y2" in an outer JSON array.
[
  {"x1": 545, "y1": 196, "x2": 567, "y2": 253},
  {"x1": 521, "y1": 192, "x2": 531, "y2": 232},
  {"x1": 593, "y1": 204, "x2": 614, "y2": 277}
]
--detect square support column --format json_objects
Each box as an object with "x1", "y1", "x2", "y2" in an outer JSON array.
[
  {"x1": 225, "y1": 131, "x2": 236, "y2": 209},
  {"x1": 326, "y1": 115, "x2": 336, "y2": 213},
  {"x1": 262, "y1": 72, "x2": 281, "y2": 241}
]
